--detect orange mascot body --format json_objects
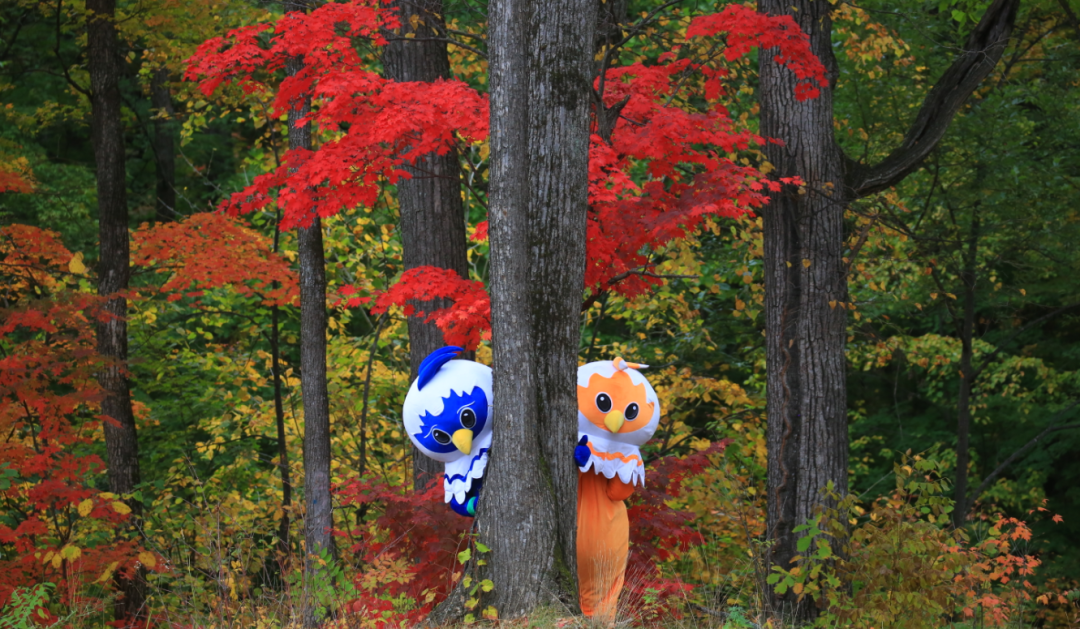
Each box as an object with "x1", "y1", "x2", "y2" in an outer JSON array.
[{"x1": 575, "y1": 358, "x2": 661, "y2": 622}]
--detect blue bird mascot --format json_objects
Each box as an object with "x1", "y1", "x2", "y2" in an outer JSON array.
[{"x1": 402, "y1": 346, "x2": 493, "y2": 517}]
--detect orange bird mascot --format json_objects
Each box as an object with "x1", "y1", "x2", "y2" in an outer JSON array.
[{"x1": 574, "y1": 357, "x2": 661, "y2": 622}]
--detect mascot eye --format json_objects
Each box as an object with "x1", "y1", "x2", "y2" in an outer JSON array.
[
  {"x1": 625, "y1": 402, "x2": 640, "y2": 420},
  {"x1": 460, "y1": 407, "x2": 477, "y2": 429},
  {"x1": 596, "y1": 393, "x2": 612, "y2": 413},
  {"x1": 432, "y1": 429, "x2": 452, "y2": 445}
]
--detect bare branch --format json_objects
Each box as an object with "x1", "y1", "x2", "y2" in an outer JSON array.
[
  {"x1": 971, "y1": 302, "x2": 1080, "y2": 380},
  {"x1": 970, "y1": 400, "x2": 1080, "y2": 506},
  {"x1": 845, "y1": 0, "x2": 1020, "y2": 197}
]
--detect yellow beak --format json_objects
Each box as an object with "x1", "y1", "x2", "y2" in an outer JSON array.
[
  {"x1": 604, "y1": 410, "x2": 625, "y2": 433},
  {"x1": 452, "y1": 429, "x2": 473, "y2": 455}
]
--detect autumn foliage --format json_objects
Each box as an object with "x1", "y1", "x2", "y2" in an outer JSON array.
[
  {"x1": 0, "y1": 226, "x2": 150, "y2": 616},
  {"x1": 2, "y1": 0, "x2": 1077, "y2": 625}
]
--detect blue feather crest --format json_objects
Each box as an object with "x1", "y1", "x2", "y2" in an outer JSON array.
[{"x1": 417, "y1": 346, "x2": 463, "y2": 390}]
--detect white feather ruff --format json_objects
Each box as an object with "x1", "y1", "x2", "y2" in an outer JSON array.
[{"x1": 443, "y1": 429, "x2": 492, "y2": 504}]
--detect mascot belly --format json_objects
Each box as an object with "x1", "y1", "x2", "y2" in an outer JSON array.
[{"x1": 574, "y1": 357, "x2": 661, "y2": 621}]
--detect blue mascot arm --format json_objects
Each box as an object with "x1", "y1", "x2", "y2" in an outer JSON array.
[
  {"x1": 449, "y1": 478, "x2": 483, "y2": 518},
  {"x1": 574, "y1": 435, "x2": 591, "y2": 468}
]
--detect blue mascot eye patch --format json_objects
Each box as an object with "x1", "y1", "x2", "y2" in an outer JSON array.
[{"x1": 412, "y1": 386, "x2": 489, "y2": 454}]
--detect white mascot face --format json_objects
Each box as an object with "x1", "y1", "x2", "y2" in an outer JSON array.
[
  {"x1": 576, "y1": 358, "x2": 661, "y2": 447},
  {"x1": 402, "y1": 347, "x2": 493, "y2": 464}
]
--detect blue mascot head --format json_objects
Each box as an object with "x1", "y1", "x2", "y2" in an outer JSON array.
[{"x1": 402, "y1": 346, "x2": 493, "y2": 516}]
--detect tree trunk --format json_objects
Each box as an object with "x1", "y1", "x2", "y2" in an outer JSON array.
[
  {"x1": 150, "y1": 66, "x2": 176, "y2": 221},
  {"x1": 86, "y1": 0, "x2": 145, "y2": 624},
  {"x1": 953, "y1": 216, "x2": 979, "y2": 526},
  {"x1": 282, "y1": 2, "x2": 334, "y2": 625},
  {"x1": 757, "y1": 0, "x2": 1018, "y2": 618},
  {"x1": 477, "y1": 0, "x2": 595, "y2": 616},
  {"x1": 381, "y1": 0, "x2": 470, "y2": 493},
  {"x1": 758, "y1": 0, "x2": 846, "y2": 620}
]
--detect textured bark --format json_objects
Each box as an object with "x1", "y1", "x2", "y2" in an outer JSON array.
[
  {"x1": 477, "y1": 0, "x2": 596, "y2": 616},
  {"x1": 758, "y1": 0, "x2": 846, "y2": 620},
  {"x1": 757, "y1": 0, "x2": 1019, "y2": 618},
  {"x1": 282, "y1": 2, "x2": 334, "y2": 625},
  {"x1": 381, "y1": 0, "x2": 470, "y2": 493},
  {"x1": 86, "y1": 0, "x2": 144, "y2": 623},
  {"x1": 150, "y1": 66, "x2": 176, "y2": 221}
]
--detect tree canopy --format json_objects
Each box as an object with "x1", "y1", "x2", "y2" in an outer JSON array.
[{"x1": 1, "y1": 0, "x2": 1078, "y2": 626}]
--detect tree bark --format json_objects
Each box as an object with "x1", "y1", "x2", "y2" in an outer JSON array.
[
  {"x1": 758, "y1": 0, "x2": 846, "y2": 621},
  {"x1": 477, "y1": 0, "x2": 595, "y2": 616},
  {"x1": 282, "y1": 2, "x2": 334, "y2": 625},
  {"x1": 381, "y1": 0, "x2": 470, "y2": 493},
  {"x1": 757, "y1": 0, "x2": 1018, "y2": 618},
  {"x1": 150, "y1": 65, "x2": 176, "y2": 221},
  {"x1": 86, "y1": 0, "x2": 144, "y2": 623}
]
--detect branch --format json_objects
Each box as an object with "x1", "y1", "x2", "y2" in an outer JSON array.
[
  {"x1": 1058, "y1": 0, "x2": 1080, "y2": 40},
  {"x1": 970, "y1": 302, "x2": 1080, "y2": 380},
  {"x1": 845, "y1": 0, "x2": 1020, "y2": 197},
  {"x1": 54, "y1": 0, "x2": 90, "y2": 97},
  {"x1": 969, "y1": 400, "x2": 1080, "y2": 506}
]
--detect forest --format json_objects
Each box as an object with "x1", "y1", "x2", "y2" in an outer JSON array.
[{"x1": 1, "y1": 0, "x2": 1079, "y2": 626}]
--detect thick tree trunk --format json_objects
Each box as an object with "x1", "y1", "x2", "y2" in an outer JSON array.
[
  {"x1": 282, "y1": 2, "x2": 334, "y2": 626},
  {"x1": 150, "y1": 66, "x2": 176, "y2": 221},
  {"x1": 757, "y1": 0, "x2": 1018, "y2": 618},
  {"x1": 476, "y1": 0, "x2": 595, "y2": 617},
  {"x1": 381, "y1": 0, "x2": 470, "y2": 493},
  {"x1": 953, "y1": 216, "x2": 979, "y2": 526},
  {"x1": 758, "y1": 0, "x2": 846, "y2": 620},
  {"x1": 86, "y1": 0, "x2": 144, "y2": 624}
]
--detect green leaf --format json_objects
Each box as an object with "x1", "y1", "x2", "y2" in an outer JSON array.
[
  {"x1": 457, "y1": 548, "x2": 471, "y2": 564},
  {"x1": 480, "y1": 579, "x2": 494, "y2": 592},
  {"x1": 951, "y1": 9, "x2": 966, "y2": 23},
  {"x1": 797, "y1": 535, "x2": 812, "y2": 553},
  {"x1": 475, "y1": 542, "x2": 490, "y2": 553}
]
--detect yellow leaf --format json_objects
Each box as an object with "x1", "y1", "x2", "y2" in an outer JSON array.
[
  {"x1": 51, "y1": 553, "x2": 63, "y2": 569},
  {"x1": 97, "y1": 561, "x2": 119, "y2": 584},
  {"x1": 61, "y1": 545, "x2": 82, "y2": 561},
  {"x1": 138, "y1": 551, "x2": 157, "y2": 569},
  {"x1": 793, "y1": 582, "x2": 804, "y2": 595},
  {"x1": 77, "y1": 499, "x2": 94, "y2": 517},
  {"x1": 802, "y1": 259, "x2": 811, "y2": 267},
  {"x1": 1020, "y1": 288, "x2": 1026, "y2": 296},
  {"x1": 112, "y1": 501, "x2": 132, "y2": 515},
  {"x1": 829, "y1": 300, "x2": 837, "y2": 309},
  {"x1": 68, "y1": 252, "x2": 87, "y2": 275}
]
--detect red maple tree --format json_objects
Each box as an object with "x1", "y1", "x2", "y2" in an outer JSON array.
[{"x1": 185, "y1": 0, "x2": 825, "y2": 351}]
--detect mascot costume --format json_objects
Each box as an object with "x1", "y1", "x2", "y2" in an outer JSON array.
[
  {"x1": 574, "y1": 357, "x2": 661, "y2": 621},
  {"x1": 402, "y1": 346, "x2": 493, "y2": 517}
]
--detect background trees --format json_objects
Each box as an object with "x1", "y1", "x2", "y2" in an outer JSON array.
[
  {"x1": 1, "y1": 0, "x2": 1079, "y2": 626},
  {"x1": 757, "y1": 0, "x2": 1020, "y2": 616}
]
